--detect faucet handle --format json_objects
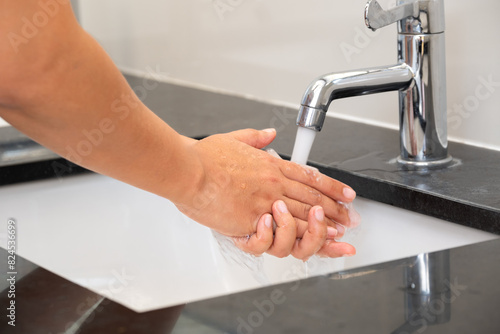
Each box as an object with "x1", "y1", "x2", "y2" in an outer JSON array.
[
  {"x1": 364, "y1": 0, "x2": 418, "y2": 30},
  {"x1": 364, "y1": 0, "x2": 445, "y2": 34}
]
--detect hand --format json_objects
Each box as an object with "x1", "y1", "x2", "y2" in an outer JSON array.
[
  {"x1": 233, "y1": 200, "x2": 356, "y2": 260},
  {"x1": 175, "y1": 128, "x2": 357, "y2": 238}
]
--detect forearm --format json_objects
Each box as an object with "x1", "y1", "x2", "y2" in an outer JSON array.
[
  {"x1": 1, "y1": 1, "x2": 359, "y2": 249},
  {"x1": 0, "y1": 4, "x2": 200, "y2": 204}
]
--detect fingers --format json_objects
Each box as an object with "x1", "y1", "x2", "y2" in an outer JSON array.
[
  {"x1": 266, "y1": 201, "x2": 298, "y2": 258},
  {"x1": 232, "y1": 206, "x2": 339, "y2": 257},
  {"x1": 227, "y1": 128, "x2": 277, "y2": 149},
  {"x1": 283, "y1": 196, "x2": 354, "y2": 229},
  {"x1": 290, "y1": 206, "x2": 328, "y2": 261},
  {"x1": 316, "y1": 241, "x2": 356, "y2": 258},
  {"x1": 279, "y1": 161, "x2": 356, "y2": 204},
  {"x1": 295, "y1": 217, "x2": 338, "y2": 240},
  {"x1": 267, "y1": 202, "x2": 332, "y2": 261},
  {"x1": 232, "y1": 213, "x2": 274, "y2": 256},
  {"x1": 268, "y1": 202, "x2": 352, "y2": 261},
  {"x1": 235, "y1": 201, "x2": 355, "y2": 261}
]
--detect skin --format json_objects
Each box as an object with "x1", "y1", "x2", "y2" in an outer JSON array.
[
  {"x1": 234, "y1": 202, "x2": 356, "y2": 260},
  {"x1": 0, "y1": 1, "x2": 357, "y2": 260}
]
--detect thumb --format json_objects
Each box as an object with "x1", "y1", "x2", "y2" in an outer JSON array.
[{"x1": 228, "y1": 128, "x2": 277, "y2": 149}]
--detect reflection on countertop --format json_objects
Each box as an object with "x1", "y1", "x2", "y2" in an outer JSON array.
[{"x1": 1, "y1": 238, "x2": 499, "y2": 333}]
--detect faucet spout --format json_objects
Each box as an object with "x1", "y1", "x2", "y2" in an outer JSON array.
[
  {"x1": 297, "y1": 64, "x2": 414, "y2": 131},
  {"x1": 296, "y1": 0, "x2": 451, "y2": 167}
]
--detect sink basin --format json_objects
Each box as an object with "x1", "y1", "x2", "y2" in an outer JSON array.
[{"x1": 0, "y1": 173, "x2": 496, "y2": 312}]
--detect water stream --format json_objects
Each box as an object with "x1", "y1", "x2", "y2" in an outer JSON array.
[
  {"x1": 215, "y1": 125, "x2": 358, "y2": 284},
  {"x1": 290, "y1": 127, "x2": 318, "y2": 165}
]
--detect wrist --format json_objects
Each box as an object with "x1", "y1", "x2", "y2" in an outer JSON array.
[{"x1": 163, "y1": 135, "x2": 205, "y2": 208}]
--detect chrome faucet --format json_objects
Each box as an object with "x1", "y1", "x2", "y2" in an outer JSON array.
[{"x1": 297, "y1": 0, "x2": 452, "y2": 167}]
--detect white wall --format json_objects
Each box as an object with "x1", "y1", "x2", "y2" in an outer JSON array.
[{"x1": 3, "y1": 0, "x2": 499, "y2": 151}]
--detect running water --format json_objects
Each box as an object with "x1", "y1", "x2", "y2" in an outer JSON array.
[
  {"x1": 213, "y1": 125, "x2": 360, "y2": 283},
  {"x1": 290, "y1": 126, "x2": 361, "y2": 276},
  {"x1": 291, "y1": 127, "x2": 318, "y2": 165},
  {"x1": 211, "y1": 231, "x2": 271, "y2": 285}
]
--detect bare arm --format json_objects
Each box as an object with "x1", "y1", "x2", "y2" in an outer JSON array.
[
  {"x1": 0, "y1": 1, "x2": 357, "y2": 249},
  {"x1": 1, "y1": 1, "x2": 204, "y2": 205}
]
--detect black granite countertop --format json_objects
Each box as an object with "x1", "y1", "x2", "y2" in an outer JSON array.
[
  {"x1": 1, "y1": 238, "x2": 499, "y2": 333},
  {"x1": 1, "y1": 75, "x2": 500, "y2": 333},
  {"x1": 1, "y1": 74, "x2": 499, "y2": 233}
]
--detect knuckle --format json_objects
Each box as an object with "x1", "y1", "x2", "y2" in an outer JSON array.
[
  {"x1": 301, "y1": 166, "x2": 320, "y2": 184},
  {"x1": 301, "y1": 204, "x2": 312, "y2": 220},
  {"x1": 308, "y1": 187, "x2": 323, "y2": 205},
  {"x1": 267, "y1": 174, "x2": 280, "y2": 184}
]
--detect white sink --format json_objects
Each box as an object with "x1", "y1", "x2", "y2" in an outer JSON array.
[{"x1": 0, "y1": 173, "x2": 496, "y2": 312}]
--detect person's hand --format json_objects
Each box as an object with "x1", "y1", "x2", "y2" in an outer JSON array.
[
  {"x1": 233, "y1": 200, "x2": 356, "y2": 260},
  {"x1": 174, "y1": 128, "x2": 357, "y2": 238}
]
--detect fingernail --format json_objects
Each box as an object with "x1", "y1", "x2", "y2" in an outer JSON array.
[
  {"x1": 314, "y1": 206, "x2": 324, "y2": 221},
  {"x1": 327, "y1": 226, "x2": 338, "y2": 238},
  {"x1": 264, "y1": 214, "x2": 272, "y2": 228},
  {"x1": 276, "y1": 200, "x2": 288, "y2": 214},
  {"x1": 262, "y1": 128, "x2": 276, "y2": 134},
  {"x1": 343, "y1": 187, "x2": 356, "y2": 200},
  {"x1": 342, "y1": 253, "x2": 355, "y2": 257}
]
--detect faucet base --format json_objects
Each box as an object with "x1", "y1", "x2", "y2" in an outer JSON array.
[{"x1": 396, "y1": 155, "x2": 453, "y2": 169}]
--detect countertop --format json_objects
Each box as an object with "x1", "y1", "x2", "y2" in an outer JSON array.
[
  {"x1": 1, "y1": 75, "x2": 500, "y2": 333},
  {"x1": 1, "y1": 238, "x2": 499, "y2": 333},
  {"x1": 1, "y1": 74, "x2": 500, "y2": 233}
]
